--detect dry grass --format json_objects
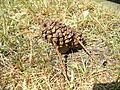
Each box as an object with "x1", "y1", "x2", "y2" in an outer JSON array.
[{"x1": 0, "y1": 0, "x2": 120, "y2": 90}]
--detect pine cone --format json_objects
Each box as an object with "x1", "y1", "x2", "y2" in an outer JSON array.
[{"x1": 42, "y1": 20, "x2": 86, "y2": 54}]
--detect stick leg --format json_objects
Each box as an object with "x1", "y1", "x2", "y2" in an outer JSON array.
[
  {"x1": 78, "y1": 40, "x2": 95, "y2": 63},
  {"x1": 64, "y1": 54, "x2": 69, "y2": 80},
  {"x1": 55, "y1": 46, "x2": 70, "y2": 85}
]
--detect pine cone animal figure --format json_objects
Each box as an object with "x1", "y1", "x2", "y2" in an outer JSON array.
[
  {"x1": 42, "y1": 20, "x2": 86, "y2": 54},
  {"x1": 41, "y1": 19, "x2": 93, "y2": 83}
]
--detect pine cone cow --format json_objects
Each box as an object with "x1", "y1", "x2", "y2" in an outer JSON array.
[{"x1": 41, "y1": 19, "x2": 94, "y2": 82}]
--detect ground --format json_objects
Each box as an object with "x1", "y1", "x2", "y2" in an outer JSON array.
[{"x1": 0, "y1": 0, "x2": 120, "y2": 90}]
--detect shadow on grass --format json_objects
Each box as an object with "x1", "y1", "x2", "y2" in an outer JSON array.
[
  {"x1": 107, "y1": 0, "x2": 120, "y2": 4},
  {"x1": 93, "y1": 81, "x2": 120, "y2": 90}
]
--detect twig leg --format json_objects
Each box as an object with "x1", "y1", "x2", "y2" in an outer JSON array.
[
  {"x1": 78, "y1": 40, "x2": 95, "y2": 64},
  {"x1": 64, "y1": 54, "x2": 68, "y2": 80},
  {"x1": 55, "y1": 46, "x2": 70, "y2": 85}
]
